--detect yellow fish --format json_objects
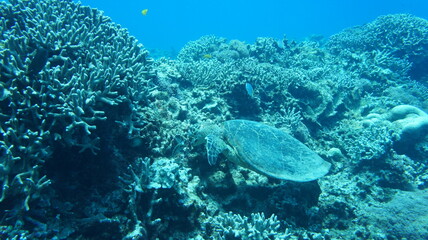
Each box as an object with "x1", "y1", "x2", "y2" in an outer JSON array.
[
  {"x1": 141, "y1": 9, "x2": 148, "y2": 16},
  {"x1": 202, "y1": 54, "x2": 212, "y2": 59}
]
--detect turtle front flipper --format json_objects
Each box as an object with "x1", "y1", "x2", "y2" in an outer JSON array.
[{"x1": 205, "y1": 134, "x2": 227, "y2": 165}]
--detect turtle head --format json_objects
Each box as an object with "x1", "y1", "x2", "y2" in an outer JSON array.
[
  {"x1": 192, "y1": 123, "x2": 222, "y2": 145},
  {"x1": 192, "y1": 123, "x2": 226, "y2": 165}
]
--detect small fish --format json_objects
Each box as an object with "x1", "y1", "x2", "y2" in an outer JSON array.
[
  {"x1": 202, "y1": 54, "x2": 212, "y2": 59},
  {"x1": 245, "y1": 83, "x2": 253, "y2": 97},
  {"x1": 141, "y1": 9, "x2": 148, "y2": 16}
]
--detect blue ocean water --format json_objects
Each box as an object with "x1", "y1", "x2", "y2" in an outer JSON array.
[{"x1": 76, "y1": 0, "x2": 428, "y2": 51}]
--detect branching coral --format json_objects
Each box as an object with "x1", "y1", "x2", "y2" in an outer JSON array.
[
  {"x1": 0, "y1": 0, "x2": 154, "y2": 230},
  {"x1": 205, "y1": 212, "x2": 290, "y2": 240},
  {"x1": 327, "y1": 14, "x2": 428, "y2": 80}
]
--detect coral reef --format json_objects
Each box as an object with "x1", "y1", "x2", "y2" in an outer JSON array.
[
  {"x1": 202, "y1": 212, "x2": 289, "y2": 240},
  {"x1": 0, "y1": 1, "x2": 427, "y2": 239},
  {"x1": 1, "y1": 0, "x2": 155, "y2": 238},
  {"x1": 359, "y1": 190, "x2": 428, "y2": 239},
  {"x1": 328, "y1": 14, "x2": 428, "y2": 81}
]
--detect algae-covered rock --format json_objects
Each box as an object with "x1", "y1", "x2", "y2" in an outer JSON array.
[
  {"x1": 361, "y1": 190, "x2": 428, "y2": 239},
  {"x1": 198, "y1": 120, "x2": 331, "y2": 182}
]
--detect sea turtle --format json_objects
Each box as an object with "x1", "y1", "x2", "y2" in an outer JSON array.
[{"x1": 196, "y1": 120, "x2": 331, "y2": 182}]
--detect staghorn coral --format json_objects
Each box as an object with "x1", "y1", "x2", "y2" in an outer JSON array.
[
  {"x1": 327, "y1": 14, "x2": 428, "y2": 81},
  {"x1": 249, "y1": 37, "x2": 284, "y2": 64},
  {"x1": 332, "y1": 119, "x2": 394, "y2": 163},
  {"x1": 178, "y1": 35, "x2": 227, "y2": 62},
  {"x1": 177, "y1": 58, "x2": 235, "y2": 87},
  {"x1": 327, "y1": 14, "x2": 428, "y2": 57},
  {"x1": 0, "y1": 0, "x2": 154, "y2": 237},
  {"x1": 203, "y1": 212, "x2": 290, "y2": 240}
]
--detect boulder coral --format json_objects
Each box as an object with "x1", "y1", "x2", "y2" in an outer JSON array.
[{"x1": 385, "y1": 105, "x2": 428, "y2": 154}]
